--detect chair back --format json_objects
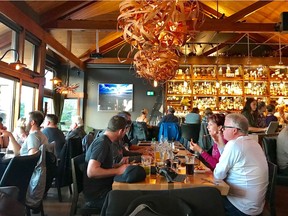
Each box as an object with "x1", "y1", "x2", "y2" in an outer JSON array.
[
  {"x1": 70, "y1": 154, "x2": 85, "y2": 216},
  {"x1": 101, "y1": 187, "x2": 225, "y2": 216},
  {"x1": 70, "y1": 154, "x2": 100, "y2": 216},
  {"x1": 264, "y1": 161, "x2": 277, "y2": 216},
  {"x1": 181, "y1": 123, "x2": 201, "y2": 143},
  {"x1": 57, "y1": 137, "x2": 83, "y2": 188},
  {"x1": 130, "y1": 121, "x2": 148, "y2": 141},
  {"x1": 158, "y1": 122, "x2": 180, "y2": 141},
  {"x1": 262, "y1": 136, "x2": 277, "y2": 164},
  {"x1": 82, "y1": 133, "x2": 94, "y2": 153},
  {"x1": 0, "y1": 151, "x2": 41, "y2": 205},
  {"x1": 198, "y1": 122, "x2": 213, "y2": 151}
]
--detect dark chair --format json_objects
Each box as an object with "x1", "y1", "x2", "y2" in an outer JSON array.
[
  {"x1": 261, "y1": 161, "x2": 277, "y2": 216},
  {"x1": 101, "y1": 187, "x2": 225, "y2": 216},
  {"x1": 180, "y1": 123, "x2": 201, "y2": 149},
  {"x1": 158, "y1": 122, "x2": 180, "y2": 141},
  {"x1": 70, "y1": 154, "x2": 101, "y2": 216},
  {"x1": 0, "y1": 151, "x2": 41, "y2": 205},
  {"x1": 198, "y1": 122, "x2": 213, "y2": 151},
  {"x1": 55, "y1": 137, "x2": 83, "y2": 202},
  {"x1": 262, "y1": 136, "x2": 288, "y2": 186},
  {"x1": 0, "y1": 186, "x2": 25, "y2": 216},
  {"x1": 129, "y1": 121, "x2": 148, "y2": 142},
  {"x1": 82, "y1": 133, "x2": 95, "y2": 153}
]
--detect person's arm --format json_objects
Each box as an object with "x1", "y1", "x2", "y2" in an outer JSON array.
[
  {"x1": 190, "y1": 141, "x2": 218, "y2": 170},
  {"x1": 213, "y1": 142, "x2": 235, "y2": 180},
  {"x1": 87, "y1": 159, "x2": 129, "y2": 179},
  {"x1": 1, "y1": 130, "x2": 21, "y2": 155},
  {"x1": 248, "y1": 126, "x2": 267, "y2": 133}
]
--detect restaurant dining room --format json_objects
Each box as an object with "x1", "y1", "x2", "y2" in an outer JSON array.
[{"x1": 0, "y1": 0, "x2": 288, "y2": 216}]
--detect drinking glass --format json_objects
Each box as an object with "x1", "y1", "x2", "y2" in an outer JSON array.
[
  {"x1": 185, "y1": 155, "x2": 195, "y2": 175},
  {"x1": 141, "y1": 155, "x2": 152, "y2": 176}
]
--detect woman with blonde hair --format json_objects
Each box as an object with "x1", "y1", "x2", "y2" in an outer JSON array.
[{"x1": 136, "y1": 108, "x2": 149, "y2": 124}]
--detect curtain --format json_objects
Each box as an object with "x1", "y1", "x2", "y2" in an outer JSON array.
[{"x1": 53, "y1": 90, "x2": 65, "y2": 121}]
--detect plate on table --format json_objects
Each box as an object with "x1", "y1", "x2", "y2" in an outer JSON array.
[{"x1": 194, "y1": 165, "x2": 209, "y2": 173}]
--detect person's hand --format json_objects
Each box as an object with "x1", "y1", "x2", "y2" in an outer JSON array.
[
  {"x1": 117, "y1": 164, "x2": 130, "y2": 175},
  {"x1": 120, "y1": 156, "x2": 129, "y2": 164},
  {"x1": 190, "y1": 141, "x2": 203, "y2": 154}
]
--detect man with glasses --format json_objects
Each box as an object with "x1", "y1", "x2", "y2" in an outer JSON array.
[{"x1": 214, "y1": 113, "x2": 268, "y2": 216}]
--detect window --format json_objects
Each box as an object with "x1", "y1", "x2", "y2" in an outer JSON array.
[
  {"x1": 0, "y1": 77, "x2": 16, "y2": 131},
  {"x1": 0, "y1": 22, "x2": 17, "y2": 64},
  {"x1": 24, "y1": 39, "x2": 36, "y2": 71},
  {"x1": 20, "y1": 85, "x2": 36, "y2": 118},
  {"x1": 44, "y1": 69, "x2": 54, "y2": 90},
  {"x1": 60, "y1": 99, "x2": 78, "y2": 131},
  {"x1": 43, "y1": 97, "x2": 54, "y2": 114}
]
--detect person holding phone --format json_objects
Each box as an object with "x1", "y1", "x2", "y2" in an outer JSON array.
[{"x1": 190, "y1": 113, "x2": 227, "y2": 170}]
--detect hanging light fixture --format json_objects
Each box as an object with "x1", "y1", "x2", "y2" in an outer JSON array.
[
  {"x1": 55, "y1": 66, "x2": 79, "y2": 94},
  {"x1": 0, "y1": 48, "x2": 27, "y2": 70}
]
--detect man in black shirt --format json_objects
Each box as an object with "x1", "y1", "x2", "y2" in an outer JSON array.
[{"x1": 84, "y1": 115, "x2": 130, "y2": 209}]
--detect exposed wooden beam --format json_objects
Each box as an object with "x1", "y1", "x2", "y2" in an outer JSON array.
[
  {"x1": 0, "y1": 1, "x2": 84, "y2": 69},
  {"x1": 197, "y1": 19, "x2": 276, "y2": 32},
  {"x1": 86, "y1": 56, "x2": 288, "y2": 66},
  {"x1": 202, "y1": 34, "x2": 246, "y2": 56},
  {"x1": 45, "y1": 19, "x2": 118, "y2": 30},
  {"x1": 224, "y1": 0, "x2": 273, "y2": 23},
  {"x1": 78, "y1": 32, "x2": 123, "y2": 60},
  {"x1": 199, "y1": 2, "x2": 225, "y2": 19},
  {"x1": 46, "y1": 19, "x2": 277, "y2": 33},
  {"x1": 40, "y1": 1, "x2": 95, "y2": 26}
]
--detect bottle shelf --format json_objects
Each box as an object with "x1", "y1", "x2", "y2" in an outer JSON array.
[{"x1": 165, "y1": 64, "x2": 288, "y2": 112}]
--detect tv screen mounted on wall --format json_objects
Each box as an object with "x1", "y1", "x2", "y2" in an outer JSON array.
[{"x1": 98, "y1": 83, "x2": 133, "y2": 111}]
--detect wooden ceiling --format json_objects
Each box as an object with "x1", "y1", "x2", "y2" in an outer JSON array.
[{"x1": 9, "y1": 0, "x2": 288, "y2": 67}]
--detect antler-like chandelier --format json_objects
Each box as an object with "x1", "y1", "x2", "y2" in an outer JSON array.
[{"x1": 118, "y1": 0, "x2": 201, "y2": 84}]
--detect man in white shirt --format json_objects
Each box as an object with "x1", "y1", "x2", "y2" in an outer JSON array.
[
  {"x1": 214, "y1": 113, "x2": 268, "y2": 216},
  {"x1": 277, "y1": 125, "x2": 288, "y2": 175}
]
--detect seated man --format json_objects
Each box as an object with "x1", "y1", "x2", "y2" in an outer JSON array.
[
  {"x1": 214, "y1": 113, "x2": 268, "y2": 216},
  {"x1": 157, "y1": 107, "x2": 179, "y2": 127},
  {"x1": 66, "y1": 115, "x2": 86, "y2": 140},
  {"x1": 84, "y1": 115, "x2": 130, "y2": 209},
  {"x1": 1, "y1": 111, "x2": 49, "y2": 208},
  {"x1": 277, "y1": 124, "x2": 288, "y2": 175},
  {"x1": 42, "y1": 114, "x2": 65, "y2": 159}
]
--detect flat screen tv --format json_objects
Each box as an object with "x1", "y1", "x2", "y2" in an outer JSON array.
[{"x1": 98, "y1": 83, "x2": 133, "y2": 111}]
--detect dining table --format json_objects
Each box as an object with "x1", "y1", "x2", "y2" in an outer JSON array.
[{"x1": 113, "y1": 142, "x2": 230, "y2": 196}]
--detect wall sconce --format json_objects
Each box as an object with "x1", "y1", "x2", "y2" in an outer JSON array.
[
  {"x1": 32, "y1": 68, "x2": 62, "y2": 85},
  {"x1": 0, "y1": 48, "x2": 27, "y2": 70}
]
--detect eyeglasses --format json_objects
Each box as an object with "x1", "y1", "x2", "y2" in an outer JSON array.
[{"x1": 222, "y1": 125, "x2": 242, "y2": 131}]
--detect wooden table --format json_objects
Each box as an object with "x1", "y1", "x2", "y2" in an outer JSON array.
[
  {"x1": 113, "y1": 169, "x2": 229, "y2": 195},
  {"x1": 113, "y1": 144, "x2": 230, "y2": 195}
]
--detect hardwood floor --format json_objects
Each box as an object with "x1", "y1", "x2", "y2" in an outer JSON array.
[{"x1": 42, "y1": 185, "x2": 288, "y2": 216}]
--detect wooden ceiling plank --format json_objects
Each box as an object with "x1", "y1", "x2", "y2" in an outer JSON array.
[
  {"x1": 224, "y1": 0, "x2": 273, "y2": 23},
  {"x1": 0, "y1": 2, "x2": 83, "y2": 69},
  {"x1": 202, "y1": 33, "x2": 245, "y2": 56},
  {"x1": 45, "y1": 19, "x2": 118, "y2": 30},
  {"x1": 40, "y1": 1, "x2": 95, "y2": 26}
]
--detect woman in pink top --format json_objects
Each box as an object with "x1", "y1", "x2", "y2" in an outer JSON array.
[{"x1": 190, "y1": 113, "x2": 227, "y2": 170}]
